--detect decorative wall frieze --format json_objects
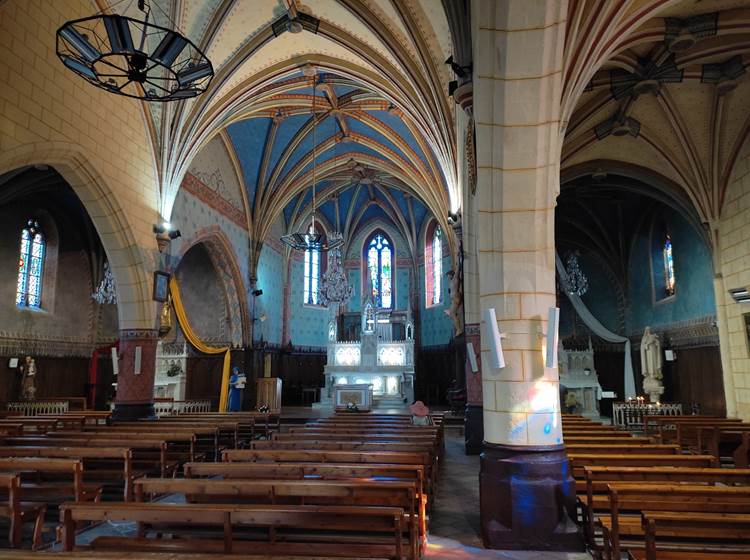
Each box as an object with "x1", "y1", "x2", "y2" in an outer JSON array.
[
  {"x1": 120, "y1": 329, "x2": 159, "y2": 340},
  {"x1": 181, "y1": 173, "x2": 247, "y2": 230}
]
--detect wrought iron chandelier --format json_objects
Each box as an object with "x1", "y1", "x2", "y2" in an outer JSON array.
[
  {"x1": 281, "y1": 70, "x2": 344, "y2": 252},
  {"x1": 91, "y1": 261, "x2": 118, "y2": 304},
  {"x1": 318, "y1": 243, "x2": 353, "y2": 307},
  {"x1": 56, "y1": 0, "x2": 213, "y2": 102},
  {"x1": 564, "y1": 252, "x2": 589, "y2": 297}
]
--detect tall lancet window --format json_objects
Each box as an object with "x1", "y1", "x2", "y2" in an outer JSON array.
[
  {"x1": 303, "y1": 224, "x2": 321, "y2": 305},
  {"x1": 663, "y1": 233, "x2": 675, "y2": 296},
  {"x1": 431, "y1": 226, "x2": 443, "y2": 305},
  {"x1": 16, "y1": 219, "x2": 45, "y2": 309},
  {"x1": 367, "y1": 233, "x2": 392, "y2": 308}
]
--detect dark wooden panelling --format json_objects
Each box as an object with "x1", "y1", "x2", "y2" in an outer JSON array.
[
  {"x1": 416, "y1": 345, "x2": 457, "y2": 406},
  {"x1": 594, "y1": 346, "x2": 725, "y2": 417},
  {"x1": 0, "y1": 355, "x2": 88, "y2": 403}
]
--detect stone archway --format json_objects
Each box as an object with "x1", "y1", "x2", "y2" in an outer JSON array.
[
  {"x1": 176, "y1": 227, "x2": 249, "y2": 348},
  {"x1": 0, "y1": 142, "x2": 156, "y2": 331}
]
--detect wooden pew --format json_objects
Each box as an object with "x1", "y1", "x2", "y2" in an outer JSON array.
[
  {"x1": 60, "y1": 501, "x2": 405, "y2": 559},
  {"x1": 580, "y1": 466, "x2": 750, "y2": 544},
  {"x1": 568, "y1": 454, "x2": 718, "y2": 480},
  {"x1": 638, "y1": 512, "x2": 750, "y2": 560},
  {"x1": 565, "y1": 444, "x2": 680, "y2": 455},
  {"x1": 0, "y1": 457, "x2": 100, "y2": 534},
  {"x1": 48, "y1": 429, "x2": 201, "y2": 463},
  {"x1": 223, "y1": 449, "x2": 436, "y2": 504},
  {"x1": 565, "y1": 436, "x2": 654, "y2": 445},
  {"x1": 599, "y1": 484, "x2": 750, "y2": 559},
  {"x1": 0, "y1": 472, "x2": 45, "y2": 549},
  {"x1": 0, "y1": 446, "x2": 134, "y2": 500},
  {"x1": 2, "y1": 436, "x2": 174, "y2": 478},
  {"x1": 81, "y1": 425, "x2": 219, "y2": 460},
  {"x1": 133, "y1": 477, "x2": 421, "y2": 559}
]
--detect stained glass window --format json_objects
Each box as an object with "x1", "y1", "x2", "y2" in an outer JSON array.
[
  {"x1": 16, "y1": 220, "x2": 45, "y2": 309},
  {"x1": 303, "y1": 224, "x2": 320, "y2": 305},
  {"x1": 663, "y1": 234, "x2": 675, "y2": 296},
  {"x1": 432, "y1": 226, "x2": 442, "y2": 305},
  {"x1": 367, "y1": 233, "x2": 392, "y2": 308}
]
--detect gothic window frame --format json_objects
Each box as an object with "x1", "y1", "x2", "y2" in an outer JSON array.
[
  {"x1": 663, "y1": 233, "x2": 676, "y2": 297},
  {"x1": 649, "y1": 217, "x2": 677, "y2": 305},
  {"x1": 363, "y1": 229, "x2": 395, "y2": 309},
  {"x1": 302, "y1": 223, "x2": 327, "y2": 307},
  {"x1": 16, "y1": 219, "x2": 46, "y2": 310},
  {"x1": 425, "y1": 220, "x2": 443, "y2": 307}
]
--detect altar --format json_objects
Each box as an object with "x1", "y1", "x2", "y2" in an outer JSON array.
[
  {"x1": 314, "y1": 304, "x2": 415, "y2": 409},
  {"x1": 558, "y1": 339, "x2": 603, "y2": 416}
]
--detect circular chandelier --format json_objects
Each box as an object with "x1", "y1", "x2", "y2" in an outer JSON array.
[
  {"x1": 56, "y1": 0, "x2": 213, "y2": 102},
  {"x1": 281, "y1": 70, "x2": 344, "y2": 252}
]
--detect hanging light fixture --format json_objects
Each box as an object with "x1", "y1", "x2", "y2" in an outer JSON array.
[
  {"x1": 92, "y1": 261, "x2": 118, "y2": 304},
  {"x1": 564, "y1": 251, "x2": 589, "y2": 297},
  {"x1": 281, "y1": 69, "x2": 344, "y2": 252},
  {"x1": 56, "y1": 0, "x2": 213, "y2": 102},
  {"x1": 319, "y1": 245, "x2": 353, "y2": 307}
]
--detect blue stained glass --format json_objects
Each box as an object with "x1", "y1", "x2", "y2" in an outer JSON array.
[
  {"x1": 432, "y1": 226, "x2": 442, "y2": 305},
  {"x1": 366, "y1": 233, "x2": 393, "y2": 308},
  {"x1": 16, "y1": 222, "x2": 44, "y2": 309},
  {"x1": 663, "y1": 235, "x2": 675, "y2": 296},
  {"x1": 303, "y1": 225, "x2": 320, "y2": 305}
]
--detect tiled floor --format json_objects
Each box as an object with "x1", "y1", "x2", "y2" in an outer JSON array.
[{"x1": 426, "y1": 431, "x2": 591, "y2": 560}]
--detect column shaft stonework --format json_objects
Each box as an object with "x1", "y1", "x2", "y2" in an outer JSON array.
[
  {"x1": 112, "y1": 329, "x2": 158, "y2": 420},
  {"x1": 473, "y1": 0, "x2": 579, "y2": 550}
]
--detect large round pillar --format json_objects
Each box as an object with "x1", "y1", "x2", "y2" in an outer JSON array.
[
  {"x1": 112, "y1": 329, "x2": 158, "y2": 420},
  {"x1": 473, "y1": 0, "x2": 580, "y2": 550}
]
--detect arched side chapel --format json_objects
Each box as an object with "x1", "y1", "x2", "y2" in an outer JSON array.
[{"x1": 1, "y1": 0, "x2": 750, "y2": 554}]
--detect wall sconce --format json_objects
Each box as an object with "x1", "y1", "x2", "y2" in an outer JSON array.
[
  {"x1": 153, "y1": 222, "x2": 181, "y2": 252},
  {"x1": 730, "y1": 288, "x2": 750, "y2": 303}
]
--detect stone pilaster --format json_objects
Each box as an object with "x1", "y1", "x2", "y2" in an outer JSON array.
[
  {"x1": 112, "y1": 329, "x2": 159, "y2": 420},
  {"x1": 473, "y1": 0, "x2": 580, "y2": 550}
]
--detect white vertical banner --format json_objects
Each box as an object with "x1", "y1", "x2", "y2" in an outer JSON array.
[{"x1": 484, "y1": 307, "x2": 505, "y2": 369}]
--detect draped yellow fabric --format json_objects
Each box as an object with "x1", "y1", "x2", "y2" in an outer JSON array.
[{"x1": 169, "y1": 277, "x2": 232, "y2": 412}]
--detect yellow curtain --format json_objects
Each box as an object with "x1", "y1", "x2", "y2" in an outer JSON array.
[{"x1": 169, "y1": 277, "x2": 232, "y2": 412}]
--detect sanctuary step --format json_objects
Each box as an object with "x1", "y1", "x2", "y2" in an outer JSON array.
[{"x1": 373, "y1": 395, "x2": 407, "y2": 409}]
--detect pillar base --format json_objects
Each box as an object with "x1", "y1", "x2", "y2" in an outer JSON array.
[
  {"x1": 111, "y1": 402, "x2": 156, "y2": 421},
  {"x1": 464, "y1": 404, "x2": 483, "y2": 455},
  {"x1": 480, "y1": 442, "x2": 582, "y2": 551}
]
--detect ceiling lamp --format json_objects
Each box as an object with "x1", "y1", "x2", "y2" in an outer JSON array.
[
  {"x1": 56, "y1": 0, "x2": 213, "y2": 102},
  {"x1": 281, "y1": 71, "x2": 344, "y2": 253}
]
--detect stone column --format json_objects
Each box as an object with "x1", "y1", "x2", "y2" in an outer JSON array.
[
  {"x1": 473, "y1": 0, "x2": 579, "y2": 550},
  {"x1": 112, "y1": 329, "x2": 159, "y2": 420}
]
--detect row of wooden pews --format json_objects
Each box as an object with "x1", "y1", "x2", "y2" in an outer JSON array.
[
  {"x1": 562, "y1": 413, "x2": 750, "y2": 560},
  {"x1": 0, "y1": 411, "x2": 279, "y2": 549},
  {"x1": 48, "y1": 411, "x2": 442, "y2": 559}
]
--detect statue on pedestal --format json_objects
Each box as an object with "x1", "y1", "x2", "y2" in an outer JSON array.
[
  {"x1": 640, "y1": 327, "x2": 664, "y2": 402},
  {"x1": 20, "y1": 356, "x2": 37, "y2": 400},
  {"x1": 228, "y1": 366, "x2": 246, "y2": 412}
]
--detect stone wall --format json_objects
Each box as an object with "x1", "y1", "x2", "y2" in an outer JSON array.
[
  {"x1": 718, "y1": 136, "x2": 750, "y2": 419},
  {"x1": 0, "y1": 0, "x2": 160, "y2": 330}
]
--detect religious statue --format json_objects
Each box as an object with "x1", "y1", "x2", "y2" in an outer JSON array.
[
  {"x1": 362, "y1": 301, "x2": 374, "y2": 334},
  {"x1": 640, "y1": 326, "x2": 664, "y2": 402},
  {"x1": 227, "y1": 366, "x2": 247, "y2": 412},
  {"x1": 158, "y1": 297, "x2": 172, "y2": 336},
  {"x1": 447, "y1": 269, "x2": 464, "y2": 336},
  {"x1": 20, "y1": 356, "x2": 37, "y2": 400}
]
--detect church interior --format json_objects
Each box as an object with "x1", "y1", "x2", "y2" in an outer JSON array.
[{"x1": 1, "y1": 0, "x2": 750, "y2": 558}]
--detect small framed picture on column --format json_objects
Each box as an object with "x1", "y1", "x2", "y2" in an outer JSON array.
[{"x1": 153, "y1": 271, "x2": 170, "y2": 302}]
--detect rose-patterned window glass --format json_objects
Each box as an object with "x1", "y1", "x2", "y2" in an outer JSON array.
[
  {"x1": 303, "y1": 223, "x2": 320, "y2": 305},
  {"x1": 367, "y1": 234, "x2": 392, "y2": 308},
  {"x1": 16, "y1": 220, "x2": 45, "y2": 309}
]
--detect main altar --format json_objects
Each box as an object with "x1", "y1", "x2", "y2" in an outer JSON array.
[{"x1": 314, "y1": 303, "x2": 415, "y2": 409}]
